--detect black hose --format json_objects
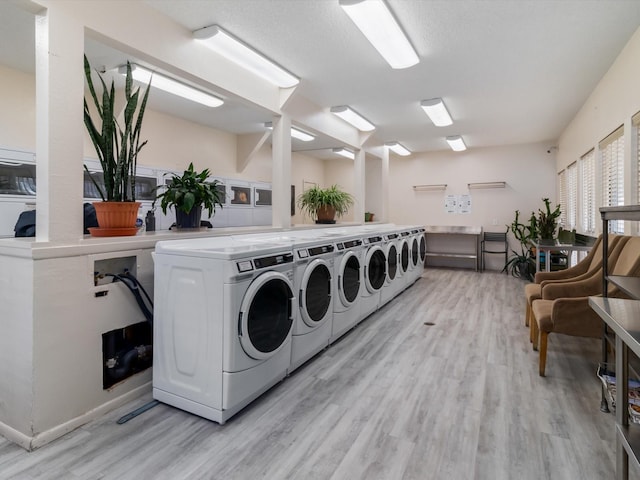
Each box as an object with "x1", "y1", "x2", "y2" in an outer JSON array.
[
  {"x1": 107, "y1": 345, "x2": 153, "y2": 380},
  {"x1": 106, "y1": 273, "x2": 153, "y2": 323}
]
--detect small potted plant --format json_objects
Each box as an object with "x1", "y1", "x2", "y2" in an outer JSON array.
[
  {"x1": 83, "y1": 55, "x2": 151, "y2": 236},
  {"x1": 536, "y1": 197, "x2": 562, "y2": 245},
  {"x1": 503, "y1": 210, "x2": 537, "y2": 280},
  {"x1": 297, "y1": 184, "x2": 354, "y2": 224},
  {"x1": 154, "y1": 163, "x2": 225, "y2": 229}
]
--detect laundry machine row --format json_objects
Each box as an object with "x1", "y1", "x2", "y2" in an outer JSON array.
[{"x1": 152, "y1": 223, "x2": 425, "y2": 426}]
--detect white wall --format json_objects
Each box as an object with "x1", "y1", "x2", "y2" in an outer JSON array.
[
  {"x1": 291, "y1": 151, "x2": 325, "y2": 225},
  {"x1": 365, "y1": 155, "x2": 382, "y2": 220},
  {"x1": 388, "y1": 143, "x2": 557, "y2": 270},
  {"x1": 0, "y1": 64, "x2": 35, "y2": 150},
  {"x1": 323, "y1": 158, "x2": 357, "y2": 223}
]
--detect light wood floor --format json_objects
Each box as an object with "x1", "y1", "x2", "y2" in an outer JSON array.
[{"x1": 0, "y1": 269, "x2": 623, "y2": 479}]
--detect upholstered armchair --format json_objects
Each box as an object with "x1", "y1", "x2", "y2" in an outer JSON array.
[
  {"x1": 531, "y1": 235, "x2": 640, "y2": 376},
  {"x1": 523, "y1": 235, "x2": 621, "y2": 329}
]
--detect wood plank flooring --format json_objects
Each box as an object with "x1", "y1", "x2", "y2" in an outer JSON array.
[{"x1": 0, "y1": 269, "x2": 625, "y2": 479}]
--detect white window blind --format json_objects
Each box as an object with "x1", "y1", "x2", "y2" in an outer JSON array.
[
  {"x1": 567, "y1": 162, "x2": 577, "y2": 230},
  {"x1": 600, "y1": 126, "x2": 625, "y2": 234},
  {"x1": 580, "y1": 149, "x2": 596, "y2": 234},
  {"x1": 558, "y1": 169, "x2": 567, "y2": 228},
  {"x1": 634, "y1": 111, "x2": 640, "y2": 204}
]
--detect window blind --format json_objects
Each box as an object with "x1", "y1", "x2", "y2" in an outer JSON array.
[
  {"x1": 567, "y1": 162, "x2": 577, "y2": 231},
  {"x1": 600, "y1": 125, "x2": 624, "y2": 234},
  {"x1": 580, "y1": 149, "x2": 596, "y2": 234},
  {"x1": 558, "y1": 169, "x2": 567, "y2": 229},
  {"x1": 634, "y1": 111, "x2": 640, "y2": 204}
]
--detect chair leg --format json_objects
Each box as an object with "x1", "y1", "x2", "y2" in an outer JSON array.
[
  {"x1": 525, "y1": 301, "x2": 530, "y2": 327},
  {"x1": 539, "y1": 332, "x2": 548, "y2": 376},
  {"x1": 531, "y1": 313, "x2": 538, "y2": 350}
]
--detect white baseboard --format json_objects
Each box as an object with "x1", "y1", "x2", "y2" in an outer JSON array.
[{"x1": 0, "y1": 382, "x2": 151, "y2": 451}]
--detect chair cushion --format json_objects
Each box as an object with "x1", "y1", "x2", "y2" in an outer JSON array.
[
  {"x1": 525, "y1": 283, "x2": 542, "y2": 304},
  {"x1": 532, "y1": 299, "x2": 553, "y2": 333}
]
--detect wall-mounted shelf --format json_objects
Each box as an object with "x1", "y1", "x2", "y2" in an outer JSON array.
[
  {"x1": 467, "y1": 181, "x2": 506, "y2": 189},
  {"x1": 412, "y1": 184, "x2": 447, "y2": 191}
]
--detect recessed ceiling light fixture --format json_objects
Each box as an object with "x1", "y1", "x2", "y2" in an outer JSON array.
[
  {"x1": 385, "y1": 142, "x2": 411, "y2": 156},
  {"x1": 330, "y1": 106, "x2": 375, "y2": 132},
  {"x1": 446, "y1": 135, "x2": 467, "y2": 152},
  {"x1": 420, "y1": 98, "x2": 453, "y2": 127},
  {"x1": 339, "y1": 0, "x2": 419, "y2": 69},
  {"x1": 333, "y1": 147, "x2": 355, "y2": 159},
  {"x1": 264, "y1": 122, "x2": 316, "y2": 142},
  {"x1": 193, "y1": 25, "x2": 299, "y2": 88},
  {"x1": 120, "y1": 64, "x2": 224, "y2": 107}
]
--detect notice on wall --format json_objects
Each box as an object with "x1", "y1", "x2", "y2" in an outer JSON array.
[
  {"x1": 458, "y1": 194, "x2": 472, "y2": 214},
  {"x1": 445, "y1": 195, "x2": 457, "y2": 214},
  {"x1": 445, "y1": 194, "x2": 472, "y2": 214}
]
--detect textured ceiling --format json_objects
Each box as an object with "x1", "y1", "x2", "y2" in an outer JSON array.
[{"x1": 1, "y1": 1, "x2": 640, "y2": 156}]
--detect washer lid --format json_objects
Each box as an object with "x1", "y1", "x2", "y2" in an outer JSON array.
[{"x1": 156, "y1": 237, "x2": 293, "y2": 259}]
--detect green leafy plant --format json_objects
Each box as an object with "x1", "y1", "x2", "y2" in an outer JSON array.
[
  {"x1": 83, "y1": 55, "x2": 151, "y2": 202},
  {"x1": 154, "y1": 163, "x2": 224, "y2": 217},
  {"x1": 536, "y1": 197, "x2": 562, "y2": 240},
  {"x1": 503, "y1": 210, "x2": 537, "y2": 280},
  {"x1": 297, "y1": 184, "x2": 354, "y2": 221}
]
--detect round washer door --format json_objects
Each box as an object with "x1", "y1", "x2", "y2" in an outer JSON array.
[
  {"x1": 338, "y1": 251, "x2": 361, "y2": 308},
  {"x1": 300, "y1": 258, "x2": 332, "y2": 328},
  {"x1": 411, "y1": 237, "x2": 419, "y2": 267},
  {"x1": 386, "y1": 243, "x2": 398, "y2": 282},
  {"x1": 364, "y1": 246, "x2": 386, "y2": 293},
  {"x1": 399, "y1": 239, "x2": 410, "y2": 274},
  {"x1": 419, "y1": 235, "x2": 426, "y2": 263},
  {"x1": 238, "y1": 271, "x2": 294, "y2": 360}
]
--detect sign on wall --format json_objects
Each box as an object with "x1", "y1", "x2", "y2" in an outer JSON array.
[{"x1": 445, "y1": 194, "x2": 472, "y2": 214}]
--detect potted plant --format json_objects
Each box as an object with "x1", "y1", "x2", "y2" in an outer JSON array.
[
  {"x1": 154, "y1": 163, "x2": 225, "y2": 229},
  {"x1": 83, "y1": 55, "x2": 151, "y2": 236},
  {"x1": 503, "y1": 210, "x2": 537, "y2": 280},
  {"x1": 536, "y1": 197, "x2": 562, "y2": 245},
  {"x1": 297, "y1": 184, "x2": 354, "y2": 224}
]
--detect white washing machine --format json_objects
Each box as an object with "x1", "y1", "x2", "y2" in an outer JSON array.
[
  {"x1": 152, "y1": 236, "x2": 296, "y2": 424},
  {"x1": 397, "y1": 228, "x2": 413, "y2": 290},
  {"x1": 233, "y1": 230, "x2": 335, "y2": 373},
  {"x1": 360, "y1": 234, "x2": 387, "y2": 321},
  {"x1": 407, "y1": 226, "x2": 426, "y2": 285},
  {"x1": 380, "y1": 228, "x2": 403, "y2": 306}
]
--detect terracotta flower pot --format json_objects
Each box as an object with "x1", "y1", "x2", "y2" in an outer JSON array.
[{"x1": 90, "y1": 201, "x2": 140, "y2": 236}]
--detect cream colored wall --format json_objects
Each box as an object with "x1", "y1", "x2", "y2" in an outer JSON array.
[
  {"x1": 0, "y1": 64, "x2": 35, "y2": 150},
  {"x1": 388, "y1": 143, "x2": 556, "y2": 268},
  {"x1": 323, "y1": 158, "x2": 357, "y2": 223},
  {"x1": 291, "y1": 151, "x2": 326, "y2": 225},
  {"x1": 365, "y1": 156, "x2": 382, "y2": 220}
]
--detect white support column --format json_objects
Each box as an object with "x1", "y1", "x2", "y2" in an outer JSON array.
[
  {"x1": 354, "y1": 148, "x2": 366, "y2": 224},
  {"x1": 35, "y1": 6, "x2": 85, "y2": 242},
  {"x1": 271, "y1": 114, "x2": 292, "y2": 229},
  {"x1": 381, "y1": 147, "x2": 389, "y2": 223}
]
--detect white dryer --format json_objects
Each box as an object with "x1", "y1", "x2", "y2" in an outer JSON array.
[
  {"x1": 407, "y1": 226, "x2": 426, "y2": 285},
  {"x1": 234, "y1": 230, "x2": 335, "y2": 373},
  {"x1": 380, "y1": 229, "x2": 403, "y2": 306},
  {"x1": 152, "y1": 236, "x2": 296, "y2": 424},
  {"x1": 330, "y1": 233, "x2": 364, "y2": 343},
  {"x1": 397, "y1": 228, "x2": 413, "y2": 290},
  {"x1": 360, "y1": 234, "x2": 386, "y2": 321}
]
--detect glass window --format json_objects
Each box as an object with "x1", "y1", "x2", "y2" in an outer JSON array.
[
  {"x1": 558, "y1": 169, "x2": 567, "y2": 228},
  {"x1": 567, "y1": 162, "x2": 577, "y2": 231}
]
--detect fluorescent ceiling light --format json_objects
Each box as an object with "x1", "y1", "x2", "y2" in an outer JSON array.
[
  {"x1": 385, "y1": 142, "x2": 411, "y2": 156},
  {"x1": 193, "y1": 25, "x2": 299, "y2": 88},
  {"x1": 333, "y1": 147, "x2": 355, "y2": 159},
  {"x1": 339, "y1": 0, "x2": 419, "y2": 69},
  {"x1": 120, "y1": 64, "x2": 223, "y2": 108},
  {"x1": 264, "y1": 122, "x2": 316, "y2": 142},
  {"x1": 421, "y1": 98, "x2": 453, "y2": 127},
  {"x1": 446, "y1": 135, "x2": 467, "y2": 152},
  {"x1": 330, "y1": 106, "x2": 375, "y2": 132}
]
